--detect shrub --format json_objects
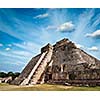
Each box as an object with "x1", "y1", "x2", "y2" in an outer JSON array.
[{"x1": 0, "y1": 72, "x2": 7, "y2": 78}]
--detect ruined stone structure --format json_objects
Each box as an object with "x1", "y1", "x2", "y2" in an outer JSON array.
[{"x1": 11, "y1": 38, "x2": 100, "y2": 86}]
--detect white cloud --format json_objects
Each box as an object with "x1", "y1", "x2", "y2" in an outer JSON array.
[
  {"x1": 5, "y1": 48, "x2": 10, "y2": 51},
  {"x1": 34, "y1": 13, "x2": 49, "y2": 19},
  {"x1": 46, "y1": 25, "x2": 56, "y2": 30},
  {"x1": 85, "y1": 30, "x2": 100, "y2": 38},
  {"x1": 8, "y1": 44, "x2": 12, "y2": 47},
  {"x1": 88, "y1": 46, "x2": 99, "y2": 51},
  {"x1": 0, "y1": 43, "x2": 3, "y2": 47},
  {"x1": 75, "y1": 43, "x2": 99, "y2": 52},
  {"x1": 57, "y1": 21, "x2": 75, "y2": 32}
]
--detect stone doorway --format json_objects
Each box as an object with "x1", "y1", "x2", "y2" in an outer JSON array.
[
  {"x1": 45, "y1": 73, "x2": 52, "y2": 82},
  {"x1": 48, "y1": 74, "x2": 52, "y2": 80},
  {"x1": 69, "y1": 73, "x2": 76, "y2": 80}
]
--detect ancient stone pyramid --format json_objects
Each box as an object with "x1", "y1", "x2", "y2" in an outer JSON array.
[{"x1": 11, "y1": 38, "x2": 100, "y2": 86}]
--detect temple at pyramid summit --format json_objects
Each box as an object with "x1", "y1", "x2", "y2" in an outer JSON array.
[{"x1": 11, "y1": 38, "x2": 100, "y2": 86}]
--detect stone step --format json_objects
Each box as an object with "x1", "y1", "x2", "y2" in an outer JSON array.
[
  {"x1": 30, "y1": 50, "x2": 53, "y2": 84},
  {"x1": 32, "y1": 69, "x2": 44, "y2": 80}
]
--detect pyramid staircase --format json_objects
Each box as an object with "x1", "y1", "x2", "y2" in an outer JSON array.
[{"x1": 20, "y1": 48, "x2": 53, "y2": 85}]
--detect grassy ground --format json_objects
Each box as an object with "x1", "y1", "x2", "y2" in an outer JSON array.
[{"x1": 0, "y1": 83, "x2": 100, "y2": 91}]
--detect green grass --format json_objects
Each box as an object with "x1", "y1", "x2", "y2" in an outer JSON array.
[{"x1": 0, "y1": 83, "x2": 100, "y2": 91}]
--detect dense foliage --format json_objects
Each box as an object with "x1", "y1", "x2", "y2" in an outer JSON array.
[{"x1": 0, "y1": 72, "x2": 20, "y2": 79}]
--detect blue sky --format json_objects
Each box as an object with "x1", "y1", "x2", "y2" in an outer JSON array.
[{"x1": 0, "y1": 8, "x2": 100, "y2": 72}]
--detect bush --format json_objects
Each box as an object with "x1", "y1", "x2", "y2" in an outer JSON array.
[
  {"x1": 0, "y1": 71, "x2": 20, "y2": 79},
  {"x1": 0, "y1": 72, "x2": 7, "y2": 78},
  {"x1": 7, "y1": 72, "x2": 14, "y2": 76},
  {"x1": 14, "y1": 72, "x2": 20, "y2": 77},
  {"x1": 7, "y1": 72, "x2": 15, "y2": 79},
  {"x1": 7, "y1": 72, "x2": 20, "y2": 79}
]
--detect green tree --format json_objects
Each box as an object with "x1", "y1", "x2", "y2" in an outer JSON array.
[
  {"x1": 14, "y1": 72, "x2": 20, "y2": 77},
  {"x1": 7, "y1": 72, "x2": 15, "y2": 79},
  {"x1": 0, "y1": 71, "x2": 20, "y2": 79},
  {"x1": 7, "y1": 72, "x2": 14, "y2": 76},
  {"x1": 0, "y1": 72, "x2": 7, "y2": 78}
]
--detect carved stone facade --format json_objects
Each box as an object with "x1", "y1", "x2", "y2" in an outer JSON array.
[{"x1": 11, "y1": 38, "x2": 100, "y2": 86}]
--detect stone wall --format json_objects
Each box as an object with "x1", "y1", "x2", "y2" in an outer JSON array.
[
  {"x1": 44, "y1": 38, "x2": 100, "y2": 85},
  {"x1": 11, "y1": 54, "x2": 41, "y2": 85}
]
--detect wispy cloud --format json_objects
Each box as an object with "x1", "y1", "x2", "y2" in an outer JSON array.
[
  {"x1": 5, "y1": 48, "x2": 10, "y2": 51},
  {"x1": 34, "y1": 13, "x2": 49, "y2": 19},
  {"x1": 3, "y1": 60, "x2": 25, "y2": 65},
  {"x1": 46, "y1": 21, "x2": 75, "y2": 33},
  {"x1": 0, "y1": 49, "x2": 33, "y2": 62},
  {"x1": 57, "y1": 21, "x2": 75, "y2": 32},
  {"x1": 85, "y1": 30, "x2": 100, "y2": 38},
  {"x1": 13, "y1": 42, "x2": 41, "y2": 54},
  {"x1": 0, "y1": 8, "x2": 100, "y2": 72},
  {"x1": 12, "y1": 50, "x2": 33, "y2": 58},
  {"x1": 0, "y1": 43, "x2": 3, "y2": 47},
  {"x1": 73, "y1": 9, "x2": 95, "y2": 41},
  {"x1": 0, "y1": 51, "x2": 26, "y2": 62},
  {"x1": 46, "y1": 25, "x2": 57, "y2": 30},
  {"x1": 88, "y1": 46, "x2": 99, "y2": 51},
  {"x1": 0, "y1": 10, "x2": 41, "y2": 43},
  {"x1": 8, "y1": 44, "x2": 12, "y2": 47},
  {"x1": 91, "y1": 13, "x2": 100, "y2": 28}
]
